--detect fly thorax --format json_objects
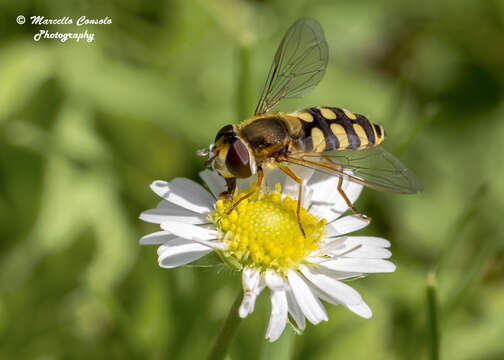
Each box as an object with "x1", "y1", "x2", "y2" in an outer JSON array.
[{"x1": 240, "y1": 117, "x2": 290, "y2": 157}]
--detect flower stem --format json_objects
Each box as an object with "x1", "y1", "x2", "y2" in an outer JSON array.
[
  {"x1": 426, "y1": 271, "x2": 440, "y2": 360},
  {"x1": 207, "y1": 290, "x2": 243, "y2": 360}
]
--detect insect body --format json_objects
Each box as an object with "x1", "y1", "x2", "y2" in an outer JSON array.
[
  {"x1": 198, "y1": 18, "x2": 422, "y2": 233},
  {"x1": 227, "y1": 107, "x2": 384, "y2": 173},
  {"x1": 282, "y1": 107, "x2": 385, "y2": 153}
]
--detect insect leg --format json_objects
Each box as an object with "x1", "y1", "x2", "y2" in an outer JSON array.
[
  {"x1": 337, "y1": 175, "x2": 371, "y2": 222},
  {"x1": 321, "y1": 154, "x2": 370, "y2": 222},
  {"x1": 278, "y1": 154, "x2": 371, "y2": 222},
  {"x1": 278, "y1": 165, "x2": 306, "y2": 237},
  {"x1": 321, "y1": 153, "x2": 336, "y2": 164},
  {"x1": 220, "y1": 177, "x2": 237, "y2": 202},
  {"x1": 225, "y1": 167, "x2": 264, "y2": 215}
]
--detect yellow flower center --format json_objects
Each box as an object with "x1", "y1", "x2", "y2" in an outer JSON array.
[{"x1": 209, "y1": 183, "x2": 326, "y2": 274}]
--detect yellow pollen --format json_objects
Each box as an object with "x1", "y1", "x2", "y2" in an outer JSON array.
[{"x1": 209, "y1": 183, "x2": 326, "y2": 275}]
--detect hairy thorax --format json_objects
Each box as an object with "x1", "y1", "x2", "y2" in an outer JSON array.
[{"x1": 239, "y1": 116, "x2": 292, "y2": 161}]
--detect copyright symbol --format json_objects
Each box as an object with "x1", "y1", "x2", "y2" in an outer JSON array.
[{"x1": 16, "y1": 15, "x2": 25, "y2": 24}]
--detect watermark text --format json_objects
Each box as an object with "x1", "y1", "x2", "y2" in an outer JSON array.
[{"x1": 16, "y1": 15, "x2": 112, "y2": 43}]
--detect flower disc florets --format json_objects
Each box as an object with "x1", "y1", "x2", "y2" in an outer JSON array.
[{"x1": 209, "y1": 183, "x2": 326, "y2": 274}]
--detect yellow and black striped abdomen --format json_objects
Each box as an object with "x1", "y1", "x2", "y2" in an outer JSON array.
[{"x1": 292, "y1": 107, "x2": 385, "y2": 152}]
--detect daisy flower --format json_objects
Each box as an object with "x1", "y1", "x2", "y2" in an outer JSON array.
[{"x1": 139, "y1": 168, "x2": 395, "y2": 342}]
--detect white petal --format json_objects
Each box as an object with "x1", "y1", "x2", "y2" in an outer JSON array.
[
  {"x1": 322, "y1": 236, "x2": 390, "y2": 249},
  {"x1": 139, "y1": 231, "x2": 177, "y2": 245},
  {"x1": 282, "y1": 164, "x2": 314, "y2": 201},
  {"x1": 264, "y1": 270, "x2": 284, "y2": 290},
  {"x1": 161, "y1": 220, "x2": 217, "y2": 241},
  {"x1": 342, "y1": 236, "x2": 391, "y2": 248},
  {"x1": 287, "y1": 270, "x2": 328, "y2": 325},
  {"x1": 157, "y1": 238, "x2": 195, "y2": 256},
  {"x1": 319, "y1": 237, "x2": 346, "y2": 250},
  {"x1": 239, "y1": 296, "x2": 256, "y2": 318},
  {"x1": 331, "y1": 246, "x2": 392, "y2": 259},
  {"x1": 286, "y1": 288, "x2": 306, "y2": 331},
  {"x1": 150, "y1": 178, "x2": 214, "y2": 214},
  {"x1": 308, "y1": 173, "x2": 362, "y2": 212},
  {"x1": 321, "y1": 237, "x2": 392, "y2": 259},
  {"x1": 156, "y1": 199, "x2": 168, "y2": 208},
  {"x1": 266, "y1": 289, "x2": 288, "y2": 342},
  {"x1": 263, "y1": 168, "x2": 285, "y2": 189},
  {"x1": 320, "y1": 258, "x2": 396, "y2": 273},
  {"x1": 300, "y1": 266, "x2": 362, "y2": 305},
  {"x1": 239, "y1": 268, "x2": 265, "y2": 318},
  {"x1": 304, "y1": 254, "x2": 328, "y2": 264},
  {"x1": 305, "y1": 262, "x2": 363, "y2": 280},
  {"x1": 140, "y1": 207, "x2": 207, "y2": 225},
  {"x1": 157, "y1": 241, "x2": 212, "y2": 268},
  {"x1": 325, "y1": 215, "x2": 369, "y2": 237},
  {"x1": 307, "y1": 281, "x2": 340, "y2": 306},
  {"x1": 331, "y1": 180, "x2": 363, "y2": 215},
  {"x1": 302, "y1": 186, "x2": 314, "y2": 208},
  {"x1": 309, "y1": 205, "x2": 342, "y2": 223},
  {"x1": 199, "y1": 169, "x2": 226, "y2": 199},
  {"x1": 346, "y1": 301, "x2": 372, "y2": 319},
  {"x1": 242, "y1": 267, "x2": 262, "y2": 291},
  {"x1": 237, "y1": 174, "x2": 256, "y2": 190},
  {"x1": 156, "y1": 199, "x2": 176, "y2": 209},
  {"x1": 307, "y1": 281, "x2": 371, "y2": 318},
  {"x1": 308, "y1": 174, "x2": 340, "y2": 204}
]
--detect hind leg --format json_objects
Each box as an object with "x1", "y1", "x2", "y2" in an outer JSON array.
[
  {"x1": 278, "y1": 165, "x2": 306, "y2": 237},
  {"x1": 336, "y1": 176, "x2": 370, "y2": 222}
]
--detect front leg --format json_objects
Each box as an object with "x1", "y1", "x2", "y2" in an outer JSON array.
[
  {"x1": 225, "y1": 167, "x2": 264, "y2": 215},
  {"x1": 219, "y1": 177, "x2": 236, "y2": 202}
]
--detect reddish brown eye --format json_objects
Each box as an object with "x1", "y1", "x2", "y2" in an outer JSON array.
[{"x1": 226, "y1": 140, "x2": 252, "y2": 178}]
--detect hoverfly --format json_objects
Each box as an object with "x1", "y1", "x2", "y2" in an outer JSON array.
[{"x1": 198, "y1": 17, "x2": 422, "y2": 234}]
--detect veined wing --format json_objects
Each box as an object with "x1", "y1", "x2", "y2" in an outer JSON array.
[
  {"x1": 281, "y1": 147, "x2": 423, "y2": 194},
  {"x1": 254, "y1": 17, "x2": 329, "y2": 116}
]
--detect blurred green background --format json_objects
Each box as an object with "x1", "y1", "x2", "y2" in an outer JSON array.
[{"x1": 1, "y1": 0, "x2": 503, "y2": 359}]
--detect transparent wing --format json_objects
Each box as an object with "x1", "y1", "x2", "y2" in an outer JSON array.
[
  {"x1": 282, "y1": 147, "x2": 423, "y2": 194},
  {"x1": 254, "y1": 17, "x2": 329, "y2": 115}
]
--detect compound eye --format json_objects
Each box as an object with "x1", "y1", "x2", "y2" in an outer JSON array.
[
  {"x1": 225, "y1": 140, "x2": 252, "y2": 178},
  {"x1": 215, "y1": 124, "x2": 234, "y2": 142}
]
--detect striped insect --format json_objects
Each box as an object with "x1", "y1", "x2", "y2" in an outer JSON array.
[{"x1": 197, "y1": 17, "x2": 422, "y2": 234}]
